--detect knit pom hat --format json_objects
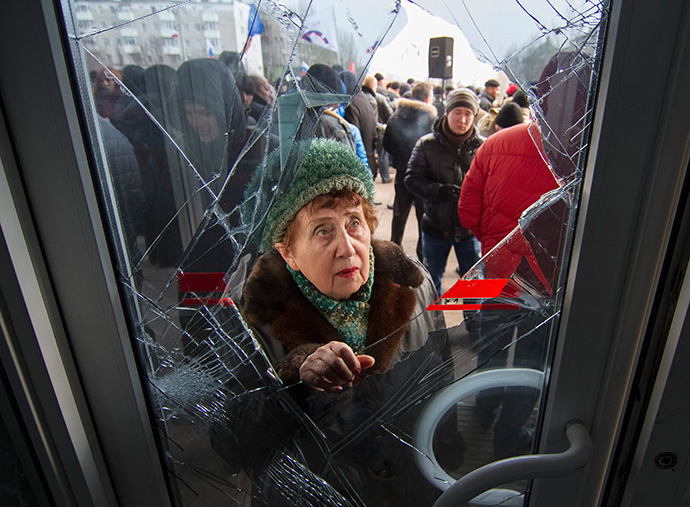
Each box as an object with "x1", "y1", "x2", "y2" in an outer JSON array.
[
  {"x1": 260, "y1": 138, "x2": 376, "y2": 253},
  {"x1": 445, "y1": 87, "x2": 479, "y2": 115}
]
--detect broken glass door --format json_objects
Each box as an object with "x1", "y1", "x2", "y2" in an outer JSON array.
[{"x1": 57, "y1": 0, "x2": 607, "y2": 505}]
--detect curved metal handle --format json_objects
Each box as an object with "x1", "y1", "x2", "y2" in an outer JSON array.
[
  {"x1": 433, "y1": 420, "x2": 592, "y2": 507},
  {"x1": 414, "y1": 368, "x2": 546, "y2": 491}
]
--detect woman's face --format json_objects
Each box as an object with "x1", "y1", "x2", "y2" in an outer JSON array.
[
  {"x1": 275, "y1": 200, "x2": 371, "y2": 301},
  {"x1": 183, "y1": 102, "x2": 221, "y2": 143}
]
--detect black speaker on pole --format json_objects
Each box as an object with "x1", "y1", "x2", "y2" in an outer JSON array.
[{"x1": 428, "y1": 37, "x2": 454, "y2": 79}]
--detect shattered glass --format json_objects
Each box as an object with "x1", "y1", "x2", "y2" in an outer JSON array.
[{"x1": 59, "y1": 0, "x2": 607, "y2": 505}]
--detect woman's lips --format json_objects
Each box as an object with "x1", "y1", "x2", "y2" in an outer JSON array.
[{"x1": 336, "y1": 267, "x2": 358, "y2": 278}]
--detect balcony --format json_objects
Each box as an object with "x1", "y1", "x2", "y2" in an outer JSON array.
[
  {"x1": 201, "y1": 11, "x2": 218, "y2": 22},
  {"x1": 75, "y1": 10, "x2": 93, "y2": 21},
  {"x1": 117, "y1": 10, "x2": 134, "y2": 22},
  {"x1": 158, "y1": 11, "x2": 175, "y2": 21},
  {"x1": 120, "y1": 27, "x2": 138, "y2": 38},
  {"x1": 160, "y1": 28, "x2": 179, "y2": 38},
  {"x1": 122, "y1": 44, "x2": 141, "y2": 54},
  {"x1": 203, "y1": 29, "x2": 220, "y2": 39},
  {"x1": 162, "y1": 46, "x2": 181, "y2": 55}
]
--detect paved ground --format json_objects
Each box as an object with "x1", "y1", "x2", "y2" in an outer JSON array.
[
  {"x1": 373, "y1": 172, "x2": 532, "y2": 498},
  {"x1": 372, "y1": 168, "x2": 465, "y2": 328}
]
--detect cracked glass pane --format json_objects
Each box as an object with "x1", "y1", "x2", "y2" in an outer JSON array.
[{"x1": 60, "y1": 0, "x2": 606, "y2": 505}]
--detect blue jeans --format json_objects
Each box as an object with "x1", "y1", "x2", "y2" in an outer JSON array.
[{"x1": 422, "y1": 233, "x2": 480, "y2": 296}]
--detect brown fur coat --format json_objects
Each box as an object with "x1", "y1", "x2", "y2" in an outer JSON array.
[{"x1": 240, "y1": 239, "x2": 426, "y2": 384}]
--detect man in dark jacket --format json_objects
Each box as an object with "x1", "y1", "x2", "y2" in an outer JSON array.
[
  {"x1": 344, "y1": 76, "x2": 378, "y2": 177},
  {"x1": 405, "y1": 88, "x2": 484, "y2": 296},
  {"x1": 432, "y1": 85, "x2": 445, "y2": 117},
  {"x1": 479, "y1": 78, "x2": 500, "y2": 112},
  {"x1": 383, "y1": 82, "x2": 437, "y2": 260}
]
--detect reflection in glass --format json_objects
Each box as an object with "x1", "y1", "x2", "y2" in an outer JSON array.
[{"x1": 61, "y1": 0, "x2": 607, "y2": 505}]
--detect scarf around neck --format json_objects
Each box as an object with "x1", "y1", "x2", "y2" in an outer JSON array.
[
  {"x1": 287, "y1": 246, "x2": 375, "y2": 352},
  {"x1": 441, "y1": 115, "x2": 475, "y2": 147}
]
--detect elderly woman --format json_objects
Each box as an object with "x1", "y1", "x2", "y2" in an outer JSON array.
[
  {"x1": 237, "y1": 139, "x2": 461, "y2": 506},
  {"x1": 241, "y1": 138, "x2": 442, "y2": 390}
]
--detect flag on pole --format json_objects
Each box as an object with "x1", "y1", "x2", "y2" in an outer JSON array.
[
  {"x1": 301, "y1": 61, "x2": 309, "y2": 75},
  {"x1": 301, "y1": 8, "x2": 340, "y2": 52},
  {"x1": 248, "y1": 4, "x2": 264, "y2": 37},
  {"x1": 366, "y1": 39, "x2": 381, "y2": 54},
  {"x1": 206, "y1": 40, "x2": 215, "y2": 58}
]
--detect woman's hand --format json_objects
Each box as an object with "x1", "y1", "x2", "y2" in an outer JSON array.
[{"x1": 299, "y1": 341, "x2": 375, "y2": 392}]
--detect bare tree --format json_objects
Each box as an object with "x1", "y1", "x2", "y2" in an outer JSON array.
[{"x1": 337, "y1": 29, "x2": 368, "y2": 73}]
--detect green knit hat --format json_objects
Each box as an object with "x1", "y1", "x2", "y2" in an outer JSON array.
[{"x1": 260, "y1": 138, "x2": 376, "y2": 253}]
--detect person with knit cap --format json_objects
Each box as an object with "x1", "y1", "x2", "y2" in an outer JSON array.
[
  {"x1": 477, "y1": 101, "x2": 526, "y2": 138},
  {"x1": 242, "y1": 138, "x2": 442, "y2": 386},
  {"x1": 511, "y1": 89, "x2": 533, "y2": 122},
  {"x1": 405, "y1": 87, "x2": 484, "y2": 297},
  {"x1": 494, "y1": 101, "x2": 526, "y2": 130},
  {"x1": 239, "y1": 138, "x2": 459, "y2": 503}
]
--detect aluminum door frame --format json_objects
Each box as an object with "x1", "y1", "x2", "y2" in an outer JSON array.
[
  {"x1": 0, "y1": 0, "x2": 172, "y2": 505},
  {"x1": 532, "y1": 0, "x2": 690, "y2": 505},
  {"x1": 2, "y1": 0, "x2": 690, "y2": 505}
]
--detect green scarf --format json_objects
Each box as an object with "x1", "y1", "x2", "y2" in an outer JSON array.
[{"x1": 287, "y1": 246, "x2": 375, "y2": 352}]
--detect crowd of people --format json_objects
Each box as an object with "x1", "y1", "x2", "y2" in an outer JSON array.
[
  {"x1": 91, "y1": 55, "x2": 563, "y2": 504},
  {"x1": 90, "y1": 55, "x2": 543, "y2": 285},
  {"x1": 262, "y1": 67, "x2": 562, "y2": 464},
  {"x1": 90, "y1": 55, "x2": 280, "y2": 274}
]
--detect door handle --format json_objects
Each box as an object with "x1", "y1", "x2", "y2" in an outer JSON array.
[{"x1": 433, "y1": 420, "x2": 592, "y2": 507}]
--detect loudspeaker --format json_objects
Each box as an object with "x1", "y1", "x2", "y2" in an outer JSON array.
[{"x1": 428, "y1": 37, "x2": 454, "y2": 79}]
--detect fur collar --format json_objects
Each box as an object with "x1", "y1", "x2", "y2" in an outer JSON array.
[
  {"x1": 240, "y1": 239, "x2": 424, "y2": 383},
  {"x1": 395, "y1": 97, "x2": 438, "y2": 116}
]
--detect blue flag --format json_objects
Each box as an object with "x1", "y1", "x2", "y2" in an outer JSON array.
[{"x1": 248, "y1": 4, "x2": 264, "y2": 37}]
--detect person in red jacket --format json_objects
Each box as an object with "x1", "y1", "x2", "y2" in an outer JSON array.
[
  {"x1": 459, "y1": 121, "x2": 559, "y2": 255},
  {"x1": 458, "y1": 120, "x2": 560, "y2": 458}
]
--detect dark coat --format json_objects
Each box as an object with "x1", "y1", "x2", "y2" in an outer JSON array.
[
  {"x1": 246, "y1": 100, "x2": 266, "y2": 123},
  {"x1": 344, "y1": 88, "x2": 378, "y2": 173},
  {"x1": 233, "y1": 239, "x2": 448, "y2": 506},
  {"x1": 314, "y1": 109, "x2": 357, "y2": 153},
  {"x1": 432, "y1": 94, "x2": 445, "y2": 117},
  {"x1": 479, "y1": 89, "x2": 496, "y2": 112},
  {"x1": 375, "y1": 91, "x2": 393, "y2": 123},
  {"x1": 405, "y1": 117, "x2": 483, "y2": 243},
  {"x1": 99, "y1": 116, "x2": 144, "y2": 262},
  {"x1": 383, "y1": 98, "x2": 437, "y2": 178},
  {"x1": 240, "y1": 239, "x2": 440, "y2": 384}
]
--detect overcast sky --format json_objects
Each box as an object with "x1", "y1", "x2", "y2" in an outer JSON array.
[{"x1": 280, "y1": 0, "x2": 595, "y2": 85}]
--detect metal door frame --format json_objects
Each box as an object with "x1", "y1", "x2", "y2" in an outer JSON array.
[{"x1": 533, "y1": 0, "x2": 690, "y2": 504}]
